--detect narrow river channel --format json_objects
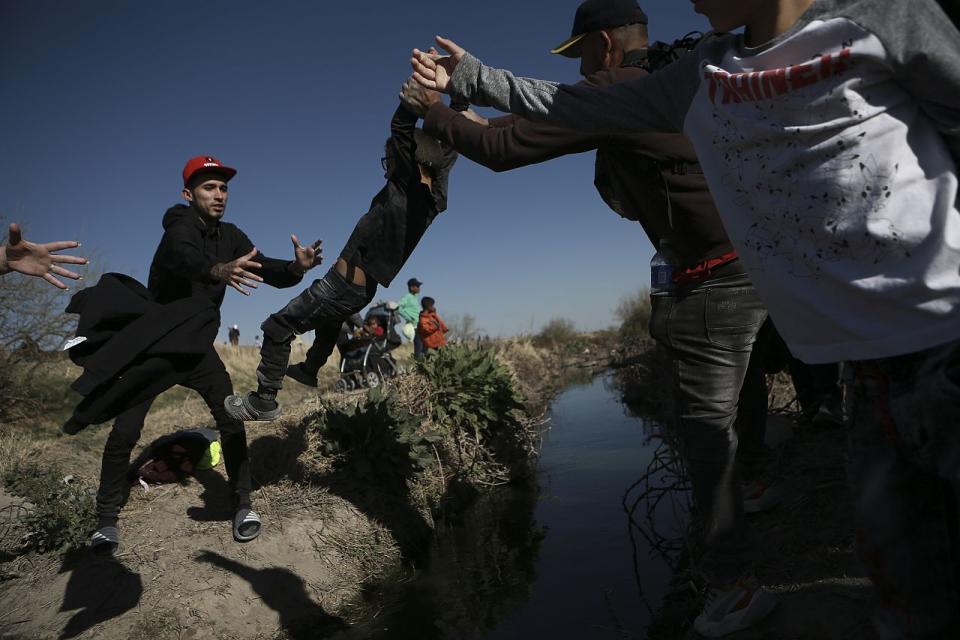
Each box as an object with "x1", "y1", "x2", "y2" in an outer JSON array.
[{"x1": 341, "y1": 372, "x2": 688, "y2": 639}]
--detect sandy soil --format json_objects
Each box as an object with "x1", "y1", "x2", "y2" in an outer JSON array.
[{"x1": 0, "y1": 405, "x2": 406, "y2": 640}]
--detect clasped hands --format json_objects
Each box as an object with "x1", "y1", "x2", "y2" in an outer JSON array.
[{"x1": 400, "y1": 37, "x2": 486, "y2": 125}]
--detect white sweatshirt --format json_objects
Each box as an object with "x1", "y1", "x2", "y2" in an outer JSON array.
[{"x1": 450, "y1": 0, "x2": 960, "y2": 363}]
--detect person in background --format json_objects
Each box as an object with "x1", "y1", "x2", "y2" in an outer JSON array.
[
  {"x1": 398, "y1": 277, "x2": 423, "y2": 355},
  {"x1": 0, "y1": 222, "x2": 87, "y2": 289},
  {"x1": 417, "y1": 296, "x2": 448, "y2": 353},
  {"x1": 228, "y1": 324, "x2": 240, "y2": 348}
]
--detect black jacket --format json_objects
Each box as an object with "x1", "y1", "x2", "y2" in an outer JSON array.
[
  {"x1": 148, "y1": 204, "x2": 303, "y2": 307},
  {"x1": 65, "y1": 273, "x2": 220, "y2": 425},
  {"x1": 339, "y1": 104, "x2": 457, "y2": 287},
  {"x1": 67, "y1": 273, "x2": 219, "y2": 395}
]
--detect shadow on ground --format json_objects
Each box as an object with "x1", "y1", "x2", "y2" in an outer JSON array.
[
  {"x1": 58, "y1": 547, "x2": 143, "y2": 639},
  {"x1": 197, "y1": 550, "x2": 347, "y2": 640}
]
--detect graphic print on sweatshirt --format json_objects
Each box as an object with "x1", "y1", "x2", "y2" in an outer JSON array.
[{"x1": 701, "y1": 19, "x2": 914, "y2": 280}]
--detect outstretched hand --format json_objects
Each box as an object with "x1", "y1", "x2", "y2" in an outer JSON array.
[
  {"x1": 0, "y1": 223, "x2": 88, "y2": 290},
  {"x1": 291, "y1": 235, "x2": 323, "y2": 273},
  {"x1": 411, "y1": 36, "x2": 467, "y2": 94},
  {"x1": 211, "y1": 247, "x2": 263, "y2": 296},
  {"x1": 400, "y1": 73, "x2": 442, "y2": 117}
]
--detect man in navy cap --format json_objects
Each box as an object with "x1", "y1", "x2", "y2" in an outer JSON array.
[{"x1": 401, "y1": 1, "x2": 776, "y2": 635}]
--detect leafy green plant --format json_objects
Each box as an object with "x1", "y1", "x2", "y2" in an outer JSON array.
[
  {"x1": 3, "y1": 463, "x2": 96, "y2": 552},
  {"x1": 416, "y1": 345, "x2": 525, "y2": 444},
  {"x1": 318, "y1": 387, "x2": 441, "y2": 488}
]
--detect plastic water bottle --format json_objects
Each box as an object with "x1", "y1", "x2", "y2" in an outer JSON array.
[{"x1": 650, "y1": 240, "x2": 676, "y2": 293}]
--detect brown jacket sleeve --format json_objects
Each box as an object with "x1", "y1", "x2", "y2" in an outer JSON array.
[{"x1": 422, "y1": 67, "x2": 648, "y2": 173}]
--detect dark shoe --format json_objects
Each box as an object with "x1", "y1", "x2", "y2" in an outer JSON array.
[
  {"x1": 233, "y1": 508, "x2": 261, "y2": 542},
  {"x1": 224, "y1": 392, "x2": 282, "y2": 422},
  {"x1": 285, "y1": 363, "x2": 318, "y2": 388},
  {"x1": 62, "y1": 416, "x2": 88, "y2": 435}
]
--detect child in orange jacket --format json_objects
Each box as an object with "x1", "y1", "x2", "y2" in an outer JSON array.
[{"x1": 416, "y1": 296, "x2": 448, "y2": 351}]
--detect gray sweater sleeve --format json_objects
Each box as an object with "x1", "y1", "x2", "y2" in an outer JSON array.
[
  {"x1": 805, "y1": 0, "x2": 960, "y2": 157},
  {"x1": 448, "y1": 49, "x2": 703, "y2": 135},
  {"x1": 885, "y1": 0, "x2": 960, "y2": 157}
]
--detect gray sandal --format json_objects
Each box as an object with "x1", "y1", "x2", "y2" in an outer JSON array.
[
  {"x1": 223, "y1": 392, "x2": 282, "y2": 421},
  {"x1": 233, "y1": 508, "x2": 261, "y2": 542},
  {"x1": 91, "y1": 526, "x2": 119, "y2": 554}
]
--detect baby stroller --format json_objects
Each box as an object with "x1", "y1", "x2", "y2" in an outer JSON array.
[{"x1": 335, "y1": 302, "x2": 404, "y2": 392}]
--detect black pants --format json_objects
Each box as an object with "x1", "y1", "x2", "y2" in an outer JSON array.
[
  {"x1": 95, "y1": 349, "x2": 251, "y2": 527},
  {"x1": 258, "y1": 267, "x2": 377, "y2": 395}
]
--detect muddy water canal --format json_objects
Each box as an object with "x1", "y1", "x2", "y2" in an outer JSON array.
[{"x1": 345, "y1": 373, "x2": 687, "y2": 639}]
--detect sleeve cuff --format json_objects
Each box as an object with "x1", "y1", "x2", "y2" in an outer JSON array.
[{"x1": 450, "y1": 53, "x2": 481, "y2": 103}]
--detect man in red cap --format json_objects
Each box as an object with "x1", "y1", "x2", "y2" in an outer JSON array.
[{"x1": 88, "y1": 156, "x2": 322, "y2": 553}]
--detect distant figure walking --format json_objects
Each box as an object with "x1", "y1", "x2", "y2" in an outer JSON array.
[{"x1": 228, "y1": 324, "x2": 240, "y2": 347}]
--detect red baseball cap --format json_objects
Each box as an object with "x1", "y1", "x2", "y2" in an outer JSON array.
[{"x1": 182, "y1": 155, "x2": 237, "y2": 187}]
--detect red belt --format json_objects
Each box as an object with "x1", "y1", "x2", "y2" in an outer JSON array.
[{"x1": 672, "y1": 250, "x2": 739, "y2": 285}]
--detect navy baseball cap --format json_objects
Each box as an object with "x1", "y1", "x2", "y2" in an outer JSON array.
[{"x1": 551, "y1": 0, "x2": 648, "y2": 58}]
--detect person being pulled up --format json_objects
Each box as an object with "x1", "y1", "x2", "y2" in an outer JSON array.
[{"x1": 224, "y1": 86, "x2": 458, "y2": 421}]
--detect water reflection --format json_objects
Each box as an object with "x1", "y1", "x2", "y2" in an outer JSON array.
[
  {"x1": 338, "y1": 373, "x2": 689, "y2": 640},
  {"x1": 338, "y1": 483, "x2": 544, "y2": 640}
]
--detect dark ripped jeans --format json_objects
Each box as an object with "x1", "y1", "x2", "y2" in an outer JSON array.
[
  {"x1": 96, "y1": 349, "x2": 251, "y2": 527},
  {"x1": 648, "y1": 270, "x2": 768, "y2": 586},
  {"x1": 257, "y1": 267, "x2": 377, "y2": 396},
  {"x1": 848, "y1": 339, "x2": 960, "y2": 639}
]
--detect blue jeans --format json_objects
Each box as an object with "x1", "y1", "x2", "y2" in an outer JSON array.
[
  {"x1": 648, "y1": 270, "x2": 768, "y2": 586},
  {"x1": 257, "y1": 267, "x2": 376, "y2": 395},
  {"x1": 848, "y1": 340, "x2": 960, "y2": 639}
]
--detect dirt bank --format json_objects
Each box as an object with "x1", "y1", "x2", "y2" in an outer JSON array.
[{"x1": 0, "y1": 339, "x2": 609, "y2": 640}]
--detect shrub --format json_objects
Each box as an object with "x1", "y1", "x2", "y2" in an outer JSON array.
[
  {"x1": 616, "y1": 289, "x2": 652, "y2": 350},
  {"x1": 416, "y1": 345, "x2": 525, "y2": 445},
  {"x1": 317, "y1": 387, "x2": 441, "y2": 489},
  {"x1": 2, "y1": 463, "x2": 97, "y2": 552},
  {"x1": 532, "y1": 318, "x2": 581, "y2": 351}
]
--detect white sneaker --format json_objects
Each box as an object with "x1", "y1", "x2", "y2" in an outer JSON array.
[
  {"x1": 742, "y1": 480, "x2": 782, "y2": 514},
  {"x1": 693, "y1": 575, "x2": 777, "y2": 637}
]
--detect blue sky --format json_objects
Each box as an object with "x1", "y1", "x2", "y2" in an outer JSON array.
[{"x1": 1, "y1": 1, "x2": 709, "y2": 343}]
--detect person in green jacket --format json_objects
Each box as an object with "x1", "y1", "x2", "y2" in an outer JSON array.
[{"x1": 397, "y1": 277, "x2": 423, "y2": 355}]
